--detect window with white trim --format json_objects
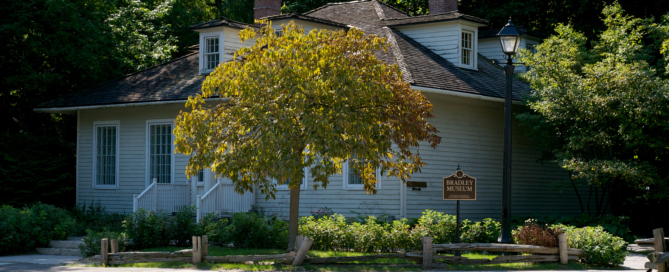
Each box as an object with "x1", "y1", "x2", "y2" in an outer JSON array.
[
  {"x1": 94, "y1": 122, "x2": 120, "y2": 189},
  {"x1": 275, "y1": 30, "x2": 283, "y2": 37},
  {"x1": 197, "y1": 169, "x2": 205, "y2": 184},
  {"x1": 343, "y1": 157, "x2": 381, "y2": 190},
  {"x1": 273, "y1": 168, "x2": 307, "y2": 190},
  {"x1": 204, "y1": 37, "x2": 220, "y2": 71},
  {"x1": 148, "y1": 122, "x2": 173, "y2": 184},
  {"x1": 525, "y1": 44, "x2": 537, "y2": 71},
  {"x1": 461, "y1": 31, "x2": 474, "y2": 68}
]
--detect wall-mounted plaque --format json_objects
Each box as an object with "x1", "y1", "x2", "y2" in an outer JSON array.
[
  {"x1": 443, "y1": 169, "x2": 476, "y2": 200},
  {"x1": 406, "y1": 181, "x2": 427, "y2": 188}
]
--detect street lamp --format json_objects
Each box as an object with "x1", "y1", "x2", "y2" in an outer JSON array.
[{"x1": 497, "y1": 18, "x2": 520, "y2": 244}]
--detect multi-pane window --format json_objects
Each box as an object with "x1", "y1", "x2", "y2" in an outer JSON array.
[
  {"x1": 197, "y1": 169, "x2": 204, "y2": 184},
  {"x1": 274, "y1": 170, "x2": 307, "y2": 190},
  {"x1": 95, "y1": 124, "x2": 119, "y2": 188},
  {"x1": 149, "y1": 123, "x2": 172, "y2": 183},
  {"x1": 526, "y1": 44, "x2": 537, "y2": 71},
  {"x1": 344, "y1": 156, "x2": 379, "y2": 190},
  {"x1": 204, "y1": 37, "x2": 220, "y2": 71},
  {"x1": 461, "y1": 31, "x2": 473, "y2": 67},
  {"x1": 275, "y1": 30, "x2": 283, "y2": 37}
]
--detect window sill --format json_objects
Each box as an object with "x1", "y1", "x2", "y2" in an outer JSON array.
[{"x1": 94, "y1": 186, "x2": 119, "y2": 190}]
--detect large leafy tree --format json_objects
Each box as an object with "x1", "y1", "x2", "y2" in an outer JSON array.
[
  {"x1": 174, "y1": 22, "x2": 441, "y2": 250},
  {"x1": 517, "y1": 4, "x2": 669, "y2": 217}
]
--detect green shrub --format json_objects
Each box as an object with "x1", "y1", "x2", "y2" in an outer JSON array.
[
  {"x1": 461, "y1": 218, "x2": 501, "y2": 243},
  {"x1": 199, "y1": 213, "x2": 229, "y2": 246},
  {"x1": 513, "y1": 213, "x2": 633, "y2": 242},
  {"x1": 168, "y1": 206, "x2": 199, "y2": 247},
  {"x1": 70, "y1": 201, "x2": 124, "y2": 235},
  {"x1": 224, "y1": 212, "x2": 288, "y2": 249},
  {"x1": 300, "y1": 210, "x2": 501, "y2": 253},
  {"x1": 555, "y1": 224, "x2": 627, "y2": 266},
  {"x1": 123, "y1": 209, "x2": 169, "y2": 249},
  {"x1": 0, "y1": 203, "x2": 75, "y2": 255},
  {"x1": 79, "y1": 229, "x2": 128, "y2": 257},
  {"x1": 415, "y1": 210, "x2": 458, "y2": 244}
]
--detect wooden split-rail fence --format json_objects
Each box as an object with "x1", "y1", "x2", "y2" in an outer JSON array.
[
  {"x1": 646, "y1": 228, "x2": 669, "y2": 272},
  {"x1": 92, "y1": 234, "x2": 584, "y2": 268}
]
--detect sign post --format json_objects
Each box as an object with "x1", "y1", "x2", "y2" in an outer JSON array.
[{"x1": 443, "y1": 167, "x2": 476, "y2": 257}]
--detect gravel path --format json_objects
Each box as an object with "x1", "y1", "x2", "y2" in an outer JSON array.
[{"x1": 622, "y1": 253, "x2": 649, "y2": 270}]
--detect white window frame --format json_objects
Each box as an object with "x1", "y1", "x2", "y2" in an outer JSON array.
[
  {"x1": 198, "y1": 30, "x2": 224, "y2": 74},
  {"x1": 343, "y1": 159, "x2": 381, "y2": 190},
  {"x1": 273, "y1": 168, "x2": 308, "y2": 190},
  {"x1": 145, "y1": 119, "x2": 175, "y2": 186},
  {"x1": 92, "y1": 121, "x2": 120, "y2": 189},
  {"x1": 460, "y1": 30, "x2": 475, "y2": 69},
  {"x1": 193, "y1": 169, "x2": 207, "y2": 186}
]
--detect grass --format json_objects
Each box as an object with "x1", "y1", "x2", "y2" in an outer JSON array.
[{"x1": 86, "y1": 246, "x2": 619, "y2": 271}]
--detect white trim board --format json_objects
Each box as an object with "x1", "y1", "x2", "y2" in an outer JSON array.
[
  {"x1": 342, "y1": 160, "x2": 381, "y2": 190},
  {"x1": 92, "y1": 120, "x2": 121, "y2": 189}
]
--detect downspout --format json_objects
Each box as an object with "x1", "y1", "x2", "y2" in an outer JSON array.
[{"x1": 76, "y1": 110, "x2": 80, "y2": 205}]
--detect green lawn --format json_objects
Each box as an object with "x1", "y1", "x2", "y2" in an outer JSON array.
[{"x1": 90, "y1": 246, "x2": 619, "y2": 271}]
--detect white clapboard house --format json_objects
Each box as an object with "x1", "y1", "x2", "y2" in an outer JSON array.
[{"x1": 35, "y1": 0, "x2": 581, "y2": 221}]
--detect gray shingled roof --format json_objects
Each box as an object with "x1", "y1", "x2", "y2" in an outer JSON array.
[
  {"x1": 261, "y1": 13, "x2": 351, "y2": 29},
  {"x1": 38, "y1": 52, "x2": 205, "y2": 109},
  {"x1": 37, "y1": 0, "x2": 530, "y2": 110},
  {"x1": 190, "y1": 17, "x2": 260, "y2": 30},
  {"x1": 384, "y1": 11, "x2": 489, "y2": 26}
]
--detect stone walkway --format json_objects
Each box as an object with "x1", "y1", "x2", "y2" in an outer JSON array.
[
  {"x1": 0, "y1": 255, "x2": 80, "y2": 265},
  {"x1": 622, "y1": 253, "x2": 648, "y2": 270}
]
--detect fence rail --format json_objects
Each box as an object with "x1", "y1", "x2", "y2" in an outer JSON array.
[
  {"x1": 133, "y1": 179, "x2": 191, "y2": 214},
  {"x1": 197, "y1": 180, "x2": 255, "y2": 221}
]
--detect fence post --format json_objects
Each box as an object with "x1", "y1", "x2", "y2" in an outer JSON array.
[
  {"x1": 153, "y1": 179, "x2": 158, "y2": 212},
  {"x1": 133, "y1": 194, "x2": 138, "y2": 212},
  {"x1": 196, "y1": 194, "x2": 201, "y2": 222},
  {"x1": 101, "y1": 238, "x2": 108, "y2": 265},
  {"x1": 110, "y1": 239, "x2": 119, "y2": 254},
  {"x1": 422, "y1": 236, "x2": 433, "y2": 269},
  {"x1": 295, "y1": 235, "x2": 304, "y2": 252},
  {"x1": 654, "y1": 228, "x2": 666, "y2": 272},
  {"x1": 201, "y1": 235, "x2": 208, "y2": 257},
  {"x1": 192, "y1": 236, "x2": 201, "y2": 264},
  {"x1": 558, "y1": 233, "x2": 568, "y2": 264},
  {"x1": 292, "y1": 236, "x2": 314, "y2": 266}
]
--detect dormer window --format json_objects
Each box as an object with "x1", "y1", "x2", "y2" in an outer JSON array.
[
  {"x1": 461, "y1": 31, "x2": 474, "y2": 68},
  {"x1": 204, "y1": 37, "x2": 220, "y2": 71}
]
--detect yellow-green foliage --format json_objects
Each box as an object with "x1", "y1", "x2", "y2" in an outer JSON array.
[{"x1": 174, "y1": 21, "x2": 441, "y2": 196}]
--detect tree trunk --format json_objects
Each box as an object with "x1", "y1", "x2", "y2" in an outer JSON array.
[{"x1": 287, "y1": 183, "x2": 301, "y2": 252}]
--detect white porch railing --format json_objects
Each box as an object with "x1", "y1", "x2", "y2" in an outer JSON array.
[
  {"x1": 197, "y1": 180, "x2": 255, "y2": 222},
  {"x1": 133, "y1": 179, "x2": 192, "y2": 214}
]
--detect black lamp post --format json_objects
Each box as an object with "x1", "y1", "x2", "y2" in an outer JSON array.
[{"x1": 497, "y1": 18, "x2": 520, "y2": 244}]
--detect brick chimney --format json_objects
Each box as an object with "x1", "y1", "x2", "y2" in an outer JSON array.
[
  {"x1": 254, "y1": 0, "x2": 282, "y2": 19},
  {"x1": 429, "y1": 0, "x2": 458, "y2": 14}
]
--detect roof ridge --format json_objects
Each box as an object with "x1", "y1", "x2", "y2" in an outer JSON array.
[
  {"x1": 374, "y1": 1, "x2": 410, "y2": 17},
  {"x1": 303, "y1": 0, "x2": 371, "y2": 14},
  {"x1": 382, "y1": 27, "x2": 413, "y2": 83},
  {"x1": 37, "y1": 52, "x2": 201, "y2": 108},
  {"x1": 372, "y1": 0, "x2": 386, "y2": 20},
  {"x1": 263, "y1": 13, "x2": 351, "y2": 28},
  {"x1": 383, "y1": 10, "x2": 461, "y2": 21}
]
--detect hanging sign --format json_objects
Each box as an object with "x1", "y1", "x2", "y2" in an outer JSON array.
[{"x1": 443, "y1": 169, "x2": 476, "y2": 200}]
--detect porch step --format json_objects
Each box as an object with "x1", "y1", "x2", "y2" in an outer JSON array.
[
  {"x1": 36, "y1": 237, "x2": 83, "y2": 256},
  {"x1": 35, "y1": 247, "x2": 81, "y2": 256}
]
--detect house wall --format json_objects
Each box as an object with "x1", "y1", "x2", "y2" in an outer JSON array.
[
  {"x1": 255, "y1": 92, "x2": 586, "y2": 221},
  {"x1": 395, "y1": 21, "x2": 482, "y2": 70},
  {"x1": 77, "y1": 103, "x2": 192, "y2": 213}
]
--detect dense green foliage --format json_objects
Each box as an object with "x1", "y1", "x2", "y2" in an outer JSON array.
[
  {"x1": 71, "y1": 202, "x2": 125, "y2": 235},
  {"x1": 516, "y1": 4, "x2": 669, "y2": 219},
  {"x1": 512, "y1": 213, "x2": 632, "y2": 242},
  {"x1": 555, "y1": 224, "x2": 628, "y2": 266},
  {"x1": 220, "y1": 212, "x2": 289, "y2": 249},
  {"x1": 0, "y1": 204, "x2": 75, "y2": 255},
  {"x1": 299, "y1": 210, "x2": 501, "y2": 252},
  {"x1": 79, "y1": 230, "x2": 128, "y2": 257},
  {"x1": 123, "y1": 207, "x2": 201, "y2": 249}
]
